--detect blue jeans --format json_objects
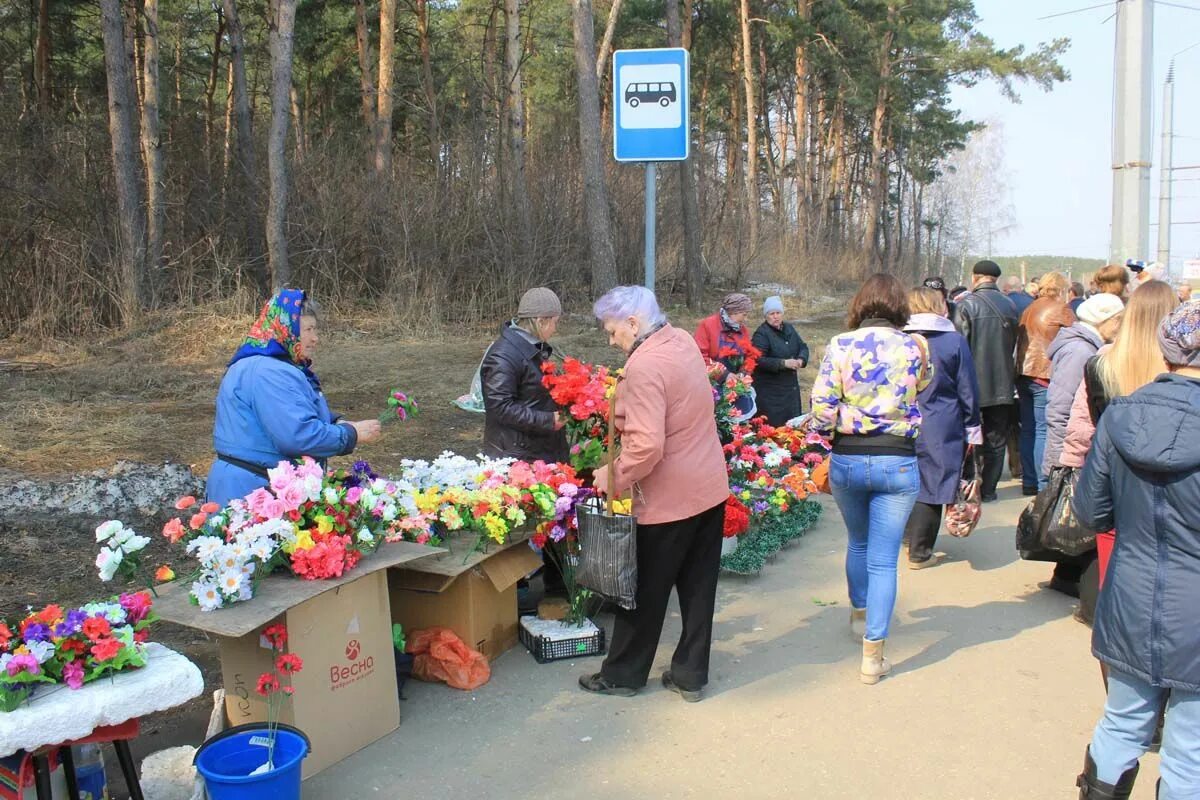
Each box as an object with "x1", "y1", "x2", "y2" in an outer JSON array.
[
  {"x1": 829, "y1": 453, "x2": 919, "y2": 641},
  {"x1": 1090, "y1": 668, "x2": 1200, "y2": 798},
  {"x1": 1017, "y1": 377, "x2": 1049, "y2": 491}
]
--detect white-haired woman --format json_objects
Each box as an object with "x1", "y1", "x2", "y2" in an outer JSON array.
[{"x1": 579, "y1": 286, "x2": 730, "y2": 703}]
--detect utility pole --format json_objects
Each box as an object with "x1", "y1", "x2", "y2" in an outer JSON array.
[
  {"x1": 1110, "y1": 0, "x2": 1153, "y2": 266},
  {"x1": 1157, "y1": 59, "x2": 1174, "y2": 269}
]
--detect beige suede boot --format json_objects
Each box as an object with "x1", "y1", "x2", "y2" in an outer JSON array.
[
  {"x1": 850, "y1": 607, "x2": 866, "y2": 639},
  {"x1": 860, "y1": 638, "x2": 890, "y2": 685}
]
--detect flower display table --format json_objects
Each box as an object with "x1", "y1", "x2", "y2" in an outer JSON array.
[
  {"x1": 0, "y1": 643, "x2": 203, "y2": 799},
  {"x1": 153, "y1": 539, "x2": 445, "y2": 779}
]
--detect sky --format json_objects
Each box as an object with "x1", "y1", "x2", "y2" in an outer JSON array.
[{"x1": 949, "y1": 0, "x2": 1200, "y2": 272}]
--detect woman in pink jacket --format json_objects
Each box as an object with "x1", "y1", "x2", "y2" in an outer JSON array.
[{"x1": 580, "y1": 286, "x2": 730, "y2": 703}]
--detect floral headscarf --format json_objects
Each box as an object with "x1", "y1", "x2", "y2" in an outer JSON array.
[{"x1": 228, "y1": 289, "x2": 321, "y2": 391}]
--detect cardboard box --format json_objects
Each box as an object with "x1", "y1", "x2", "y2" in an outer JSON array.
[
  {"x1": 389, "y1": 540, "x2": 543, "y2": 662},
  {"x1": 218, "y1": 570, "x2": 400, "y2": 779}
]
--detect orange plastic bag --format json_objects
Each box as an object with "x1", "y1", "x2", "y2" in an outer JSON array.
[
  {"x1": 810, "y1": 457, "x2": 831, "y2": 494},
  {"x1": 407, "y1": 627, "x2": 490, "y2": 691}
]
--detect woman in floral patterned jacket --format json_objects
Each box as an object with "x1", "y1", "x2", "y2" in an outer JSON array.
[{"x1": 810, "y1": 274, "x2": 932, "y2": 686}]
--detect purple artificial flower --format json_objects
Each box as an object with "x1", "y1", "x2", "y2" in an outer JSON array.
[
  {"x1": 549, "y1": 524, "x2": 568, "y2": 543},
  {"x1": 21, "y1": 623, "x2": 50, "y2": 644},
  {"x1": 753, "y1": 501, "x2": 770, "y2": 515},
  {"x1": 53, "y1": 610, "x2": 88, "y2": 638}
]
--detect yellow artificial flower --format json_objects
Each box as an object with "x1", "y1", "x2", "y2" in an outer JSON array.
[
  {"x1": 315, "y1": 515, "x2": 334, "y2": 535},
  {"x1": 284, "y1": 528, "x2": 315, "y2": 554},
  {"x1": 611, "y1": 498, "x2": 632, "y2": 515}
]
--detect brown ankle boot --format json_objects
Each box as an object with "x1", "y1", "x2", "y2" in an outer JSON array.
[{"x1": 860, "y1": 637, "x2": 890, "y2": 685}]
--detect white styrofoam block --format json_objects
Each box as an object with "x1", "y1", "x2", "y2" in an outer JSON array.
[{"x1": 0, "y1": 644, "x2": 204, "y2": 758}]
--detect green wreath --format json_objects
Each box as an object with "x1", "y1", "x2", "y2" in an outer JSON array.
[{"x1": 720, "y1": 500, "x2": 823, "y2": 575}]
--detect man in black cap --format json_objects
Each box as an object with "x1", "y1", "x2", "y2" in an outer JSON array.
[{"x1": 954, "y1": 259, "x2": 1020, "y2": 501}]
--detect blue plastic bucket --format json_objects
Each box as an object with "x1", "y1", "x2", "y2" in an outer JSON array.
[{"x1": 194, "y1": 724, "x2": 310, "y2": 800}]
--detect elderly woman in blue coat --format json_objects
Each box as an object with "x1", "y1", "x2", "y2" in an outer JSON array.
[
  {"x1": 205, "y1": 289, "x2": 381, "y2": 505},
  {"x1": 902, "y1": 287, "x2": 982, "y2": 569},
  {"x1": 1072, "y1": 301, "x2": 1200, "y2": 800}
]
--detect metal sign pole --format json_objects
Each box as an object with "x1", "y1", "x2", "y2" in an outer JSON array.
[{"x1": 644, "y1": 162, "x2": 657, "y2": 290}]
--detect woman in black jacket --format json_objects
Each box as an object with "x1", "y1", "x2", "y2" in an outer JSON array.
[
  {"x1": 1071, "y1": 301, "x2": 1200, "y2": 800},
  {"x1": 481, "y1": 287, "x2": 568, "y2": 463},
  {"x1": 751, "y1": 296, "x2": 809, "y2": 426}
]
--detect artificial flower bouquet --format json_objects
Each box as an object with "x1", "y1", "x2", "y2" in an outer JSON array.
[
  {"x1": 724, "y1": 418, "x2": 827, "y2": 517},
  {"x1": 0, "y1": 592, "x2": 157, "y2": 712},
  {"x1": 526, "y1": 469, "x2": 594, "y2": 626},
  {"x1": 150, "y1": 458, "x2": 402, "y2": 611},
  {"x1": 708, "y1": 363, "x2": 756, "y2": 441},
  {"x1": 540, "y1": 357, "x2": 618, "y2": 472}
]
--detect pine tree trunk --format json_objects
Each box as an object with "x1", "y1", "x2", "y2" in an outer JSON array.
[
  {"x1": 141, "y1": 0, "x2": 166, "y2": 301},
  {"x1": 375, "y1": 0, "x2": 396, "y2": 174},
  {"x1": 572, "y1": 0, "x2": 618, "y2": 294},
  {"x1": 34, "y1": 0, "x2": 51, "y2": 112},
  {"x1": 221, "y1": 0, "x2": 255, "y2": 181},
  {"x1": 793, "y1": 0, "x2": 811, "y2": 242},
  {"x1": 99, "y1": 0, "x2": 148, "y2": 320},
  {"x1": 354, "y1": 0, "x2": 377, "y2": 142},
  {"x1": 595, "y1": 0, "x2": 623, "y2": 82},
  {"x1": 738, "y1": 0, "x2": 759, "y2": 246},
  {"x1": 504, "y1": 0, "x2": 533, "y2": 251},
  {"x1": 204, "y1": 16, "x2": 225, "y2": 170},
  {"x1": 416, "y1": 0, "x2": 439, "y2": 166},
  {"x1": 666, "y1": 0, "x2": 703, "y2": 309},
  {"x1": 863, "y1": 3, "x2": 897, "y2": 268},
  {"x1": 266, "y1": 0, "x2": 298, "y2": 289}
]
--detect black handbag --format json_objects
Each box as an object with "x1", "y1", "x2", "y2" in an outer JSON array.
[
  {"x1": 1016, "y1": 466, "x2": 1096, "y2": 560},
  {"x1": 575, "y1": 389, "x2": 638, "y2": 610}
]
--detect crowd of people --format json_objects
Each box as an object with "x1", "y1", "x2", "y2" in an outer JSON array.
[{"x1": 205, "y1": 267, "x2": 1197, "y2": 798}]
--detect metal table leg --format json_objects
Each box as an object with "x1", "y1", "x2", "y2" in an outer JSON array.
[
  {"x1": 59, "y1": 745, "x2": 81, "y2": 800},
  {"x1": 31, "y1": 755, "x2": 53, "y2": 800},
  {"x1": 113, "y1": 740, "x2": 145, "y2": 800}
]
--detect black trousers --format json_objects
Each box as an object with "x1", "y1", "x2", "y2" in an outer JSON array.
[
  {"x1": 904, "y1": 501, "x2": 943, "y2": 563},
  {"x1": 600, "y1": 502, "x2": 725, "y2": 691},
  {"x1": 979, "y1": 404, "x2": 1012, "y2": 498}
]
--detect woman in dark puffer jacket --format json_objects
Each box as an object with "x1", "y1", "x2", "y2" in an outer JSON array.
[{"x1": 1071, "y1": 301, "x2": 1200, "y2": 800}]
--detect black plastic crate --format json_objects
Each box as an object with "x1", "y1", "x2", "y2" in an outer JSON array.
[{"x1": 519, "y1": 616, "x2": 607, "y2": 664}]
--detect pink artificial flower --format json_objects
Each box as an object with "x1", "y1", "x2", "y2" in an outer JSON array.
[
  {"x1": 295, "y1": 457, "x2": 324, "y2": 481},
  {"x1": 119, "y1": 591, "x2": 153, "y2": 625},
  {"x1": 63, "y1": 660, "x2": 85, "y2": 689},
  {"x1": 508, "y1": 462, "x2": 534, "y2": 489},
  {"x1": 345, "y1": 487, "x2": 363, "y2": 505},
  {"x1": 6, "y1": 654, "x2": 39, "y2": 676},
  {"x1": 276, "y1": 483, "x2": 308, "y2": 513},
  {"x1": 245, "y1": 488, "x2": 277, "y2": 518}
]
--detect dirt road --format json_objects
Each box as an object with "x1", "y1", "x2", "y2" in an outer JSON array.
[{"x1": 303, "y1": 479, "x2": 1155, "y2": 800}]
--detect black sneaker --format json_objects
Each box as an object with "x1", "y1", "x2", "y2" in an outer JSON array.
[
  {"x1": 1022, "y1": 486, "x2": 1039, "y2": 496},
  {"x1": 982, "y1": 493, "x2": 999, "y2": 503},
  {"x1": 578, "y1": 673, "x2": 636, "y2": 697},
  {"x1": 662, "y1": 671, "x2": 703, "y2": 703}
]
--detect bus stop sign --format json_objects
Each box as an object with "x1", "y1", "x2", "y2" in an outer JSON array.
[{"x1": 612, "y1": 48, "x2": 690, "y2": 162}]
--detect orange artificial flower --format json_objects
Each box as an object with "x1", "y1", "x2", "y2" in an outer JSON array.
[
  {"x1": 174, "y1": 495, "x2": 197, "y2": 510},
  {"x1": 200, "y1": 502, "x2": 221, "y2": 514},
  {"x1": 188, "y1": 512, "x2": 208, "y2": 530},
  {"x1": 155, "y1": 565, "x2": 176, "y2": 582},
  {"x1": 162, "y1": 518, "x2": 186, "y2": 543}
]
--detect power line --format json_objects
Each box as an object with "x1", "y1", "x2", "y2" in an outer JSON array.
[
  {"x1": 1157, "y1": 1, "x2": 1200, "y2": 10},
  {"x1": 1037, "y1": 2, "x2": 1112, "y2": 20}
]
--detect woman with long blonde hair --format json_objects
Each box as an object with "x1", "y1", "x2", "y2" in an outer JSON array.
[{"x1": 1059, "y1": 280, "x2": 1178, "y2": 621}]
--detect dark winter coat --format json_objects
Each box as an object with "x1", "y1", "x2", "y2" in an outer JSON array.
[
  {"x1": 905, "y1": 315, "x2": 982, "y2": 505},
  {"x1": 1073, "y1": 374, "x2": 1200, "y2": 692},
  {"x1": 953, "y1": 282, "x2": 1019, "y2": 408},
  {"x1": 751, "y1": 320, "x2": 810, "y2": 426},
  {"x1": 481, "y1": 322, "x2": 569, "y2": 463},
  {"x1": 1043, "y1": 322, "x2": 1103, "y2": 476}
]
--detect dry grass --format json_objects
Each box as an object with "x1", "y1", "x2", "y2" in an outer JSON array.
[{"x1": 0, "y1": 296, "x2": 848, "y2": 479}]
